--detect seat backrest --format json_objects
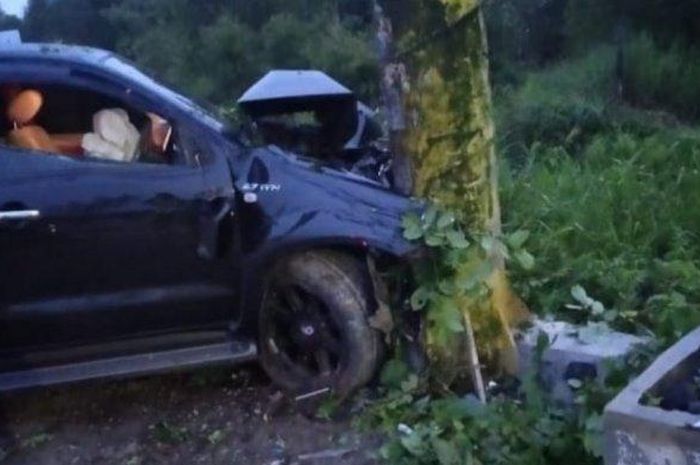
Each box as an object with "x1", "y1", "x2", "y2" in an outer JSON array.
[
  {"x1": 6, "y1": 89, "x2": 58, "y2": 153},
  {"x1": 8, "y1": 126, "x2": 59, "y2": 153}
]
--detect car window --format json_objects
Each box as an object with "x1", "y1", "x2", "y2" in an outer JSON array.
[{"x1": 0, "y1": 82, "x2": 191, "y2": 167}]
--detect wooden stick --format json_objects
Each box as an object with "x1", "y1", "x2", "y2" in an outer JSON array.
[{"x1": 464, "y1": 311, "x2": 487, "y2": 403}]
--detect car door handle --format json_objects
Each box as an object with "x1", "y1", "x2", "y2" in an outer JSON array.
[{"x1": 0, "y1": 210, "x2": 41, "y2": 221}]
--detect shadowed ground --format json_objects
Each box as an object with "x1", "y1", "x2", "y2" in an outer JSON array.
[{"x1": 0, "y1": 365, "x2": 380, "y2": 465}]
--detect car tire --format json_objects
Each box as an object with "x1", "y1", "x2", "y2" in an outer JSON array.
[{"x1": 258, "y1": 250, "x2": 382, "y2": 399}]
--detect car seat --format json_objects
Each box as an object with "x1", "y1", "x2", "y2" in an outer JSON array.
[{"x1": 6, "y1": 89, "x2": 59, "y2": 153}]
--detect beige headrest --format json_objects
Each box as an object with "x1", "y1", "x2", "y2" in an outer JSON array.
[{"x1": 7, "y1": 90, "x2": 43, "y2": 125}]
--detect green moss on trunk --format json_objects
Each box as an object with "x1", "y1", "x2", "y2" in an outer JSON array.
[{"x1": 386, "y1": 0, "x2": 528, "y2": 379}]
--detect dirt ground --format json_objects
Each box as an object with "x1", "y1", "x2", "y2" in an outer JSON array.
[{"x1": 0, "y1": 365, "x2": 382, "y2": 465}]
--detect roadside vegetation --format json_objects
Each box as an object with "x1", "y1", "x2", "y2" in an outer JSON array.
[
  {"x1": 499, "y1": 42, "x2": 700, "y2": 346},
  {"x1": 364, "y1": 1, "x2": 700, "y2": 464},
  {"x1": 6, "y1": 0, "x2": 700, "y2": 464}
]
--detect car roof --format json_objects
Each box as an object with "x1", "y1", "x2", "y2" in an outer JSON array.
[
  {"x1": 0, "y1": 42, "x2": 114, "y2": 67},
  {"x1": 0, "y1": 43, "x2": 226, "y2": 131}
]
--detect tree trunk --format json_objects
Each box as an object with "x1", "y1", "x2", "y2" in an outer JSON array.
[
  {"x1": 380, "y1": 0, "x2": 530, "y2": 379},
  {"x1": 374, "y1": 3, "x2": 414, "y2": 195}
]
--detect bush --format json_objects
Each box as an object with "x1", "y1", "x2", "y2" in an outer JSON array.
[
  {"x1": 495, "y1": 47, "x2": 616, "y2": 164},
  {"x1": 503, "y1": 130, "x2": 700, "y2": 343},
  {"x1": 624, "y1": 33, "x2": 700, "y2": 121}
]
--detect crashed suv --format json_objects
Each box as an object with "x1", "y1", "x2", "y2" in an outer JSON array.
[{"x1": 0, "y1": 37, "x2": 420, "y2": 397}]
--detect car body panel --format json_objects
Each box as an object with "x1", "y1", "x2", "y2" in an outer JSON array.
[{"x1": 0, "y1": 148, "x2": 237, "y2": 353}]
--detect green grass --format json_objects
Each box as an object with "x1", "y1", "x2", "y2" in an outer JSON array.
[
  {"x1": 492, "y1": 39, "x2": 700, "y2": 344},
  {"x1": 503, "y1": 129, "x2": 700, "y2": 343}
]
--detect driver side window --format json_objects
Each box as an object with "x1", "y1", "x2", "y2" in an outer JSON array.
[{"x1": 0, "y1": 82, "x2": 187, "y2": 166}]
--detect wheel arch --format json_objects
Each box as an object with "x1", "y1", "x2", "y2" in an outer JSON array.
[{"x1": 237, "y1": 239, "x2": 407, "y2": 334}]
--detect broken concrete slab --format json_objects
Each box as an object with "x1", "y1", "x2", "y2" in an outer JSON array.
[
  {"x1": 604, "y1": 326, "x2": 700, "y2": 465},
  {"x1": 517, "y1": 319, "x2": 649, "y2": 405}
]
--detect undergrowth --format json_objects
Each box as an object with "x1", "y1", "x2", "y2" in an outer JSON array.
[{"x1": 503, "y1": 130, "x2": 700, "y2": 345}]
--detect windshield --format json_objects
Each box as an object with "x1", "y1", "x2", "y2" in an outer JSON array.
[{"x1": 101, "y1": 54, "x2": 228, "y2": 131}]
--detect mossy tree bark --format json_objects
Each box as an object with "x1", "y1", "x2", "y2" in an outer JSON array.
[{"x1": 379, "y1": 0, "x2": 529, "y2": 380}]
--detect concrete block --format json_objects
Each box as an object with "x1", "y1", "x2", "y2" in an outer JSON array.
[
  {"x1": 604, "y1": 326, "x2": 700, "y2": 465},
  {"x1": 517, "y1": 319, "x2": 649, "y2": 405}
]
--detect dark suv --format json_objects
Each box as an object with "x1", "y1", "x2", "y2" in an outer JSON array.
[{"x1": 0, "y1": 39, "x2": 419, "y2": 397}]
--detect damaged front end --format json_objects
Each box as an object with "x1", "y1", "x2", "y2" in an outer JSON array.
[{"x1": 238, "y1": 70, "x2": 395, "y2": 190}]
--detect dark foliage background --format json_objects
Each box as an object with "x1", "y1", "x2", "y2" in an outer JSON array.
[
  {"x1": 3, "y1": 0, "x2": 697, "y2": 118},
  {"x1": 4, "y1": 0, "x2": 699, "y2": 342},
  {"x1": 9, "y1": 0, "x2": 379, "y2": 105}
]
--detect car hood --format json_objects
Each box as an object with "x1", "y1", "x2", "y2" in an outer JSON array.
[
  {"x1": 234, "y1": 146, "x2": 423, "y2": 258},
  {"x1": 238, "y1": 69, "x2": 357, "y2": 118},
  {"x1": 0, "y1": 30, "x2": 21, "y2": 47}
]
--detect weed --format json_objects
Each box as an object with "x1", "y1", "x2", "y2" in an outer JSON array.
[
  {"x1": 20, "y1": 432, "x2": 52, "y2": 449},
  {"x1": 152, "y1": 421, "x2": 189, "y2": 444}
]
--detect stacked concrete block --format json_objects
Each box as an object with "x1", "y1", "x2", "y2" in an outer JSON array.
[
  {"x1": 604, "y1": 327, "x2": 700, "y2": 465},
  {"x1": 517, "y1": 319, "x2": 649, "y2": 405}
]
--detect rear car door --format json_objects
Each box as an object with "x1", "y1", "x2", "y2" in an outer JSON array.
[{"x1": 0, "y1": 143, "x2": 237, "y2": 353}]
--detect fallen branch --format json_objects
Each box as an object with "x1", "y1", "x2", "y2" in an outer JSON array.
[{"x1": 464, "y1": 311, "x2": 487, "y2": 403}]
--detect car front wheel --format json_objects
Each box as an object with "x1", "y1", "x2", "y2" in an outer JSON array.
[{"x1": 258, "y1": 250, "x2": 382, "y2": 399}]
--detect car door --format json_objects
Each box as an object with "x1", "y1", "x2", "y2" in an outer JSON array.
[{"x1": 0, "y1": 141, "x2": 238, "y2": 353}]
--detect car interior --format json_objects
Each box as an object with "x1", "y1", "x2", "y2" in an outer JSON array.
[{"x1": 0, "y1": 83, "x2": 181, "y2": 165}]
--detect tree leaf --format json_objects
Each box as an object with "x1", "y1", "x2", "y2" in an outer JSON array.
[
  {"x1": 591, "y1": 301, "x2": 605, "y2": 316},
  {"x1": 515, "y1": 249, "x2": 535, "y2": 270},
  {"x1": 426, "y1": 233, "x2": 445, "y2": 247},
  {"x1": 410, "y1": 287, "x2": 432, "y2": 311},
  {"x1": 380, "y1": 359, "x2": 410, "y2": 388},
  {"x1": 433, "y1": 438, "x2": 460, "y2": 465},
  {"x1": 456, "y1": 260, "x2": 492, "y2": 292},
  {"x1": 480, "y1": 235, "x2": 495, "y2": 253},
  {"x1": 507, "y1": 230, "x2": 530, "y2": 249},
  {"x1": 446, "y1": 229, "x2": 470, "y2": 249},
  {"x1": 423, "y1": 205, "x2": 439, "y2": 228},
  {"x1": 402, "y1": 213, "x2": 424, "y2": 241},
  {"x1": 438, "y1": 280, "x2": 456, "y2": 295},
  {"x1": 437, "y1": 211, "x2": 456, "y2": 229},
  {"x1": 400, "y1": 432, "x2": 424, "y2": 457},
  {"x1": 430, "y1": 298, "x2": 465, "y2": 333},
  {"x1": 571, "y1": 285, "x2": 588, "y2": 305}
]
